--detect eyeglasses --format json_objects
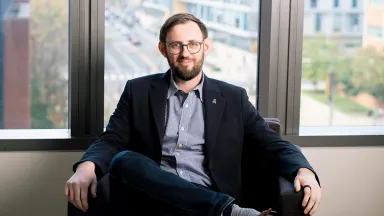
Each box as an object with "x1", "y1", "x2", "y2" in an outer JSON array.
[{"x1": 166, "y1": 41, "x2": 204, "y2": 55}]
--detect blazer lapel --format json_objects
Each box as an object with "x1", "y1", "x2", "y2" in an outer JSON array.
[
  {"x1": 149, "y1": 70, "x2": 170, "y2": 144},
  {"x1": 203, "y1": 75, "x2": 225, "y2": 160}
]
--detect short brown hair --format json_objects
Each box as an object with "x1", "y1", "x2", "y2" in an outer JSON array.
[{"x1": 159, "y1": 13, "x2": 208, "y2": 43}]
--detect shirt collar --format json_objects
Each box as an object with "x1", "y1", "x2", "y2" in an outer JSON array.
[{"x1": 167, "y1": 71, "x2": 204, "y2": 102}]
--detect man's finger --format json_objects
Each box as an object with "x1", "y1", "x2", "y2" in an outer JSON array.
[
  {"x1": 302, "y1": 186, "x2": 311, "y2": 207},
  {"x1": 69, "y1": 183, "x2": 74, "y2": 204},
  {"x1": 260, "y1": 208, "x2": 272, "y2": 216},
  {"x1": 74, "y1": 183, "x2": 85, "y2": 211},
  {"x1": 304, "y1": 196, "x2": 315, "y2": 215},
  {"x1": 309, "y1": 195, "x2": 320, "y2": 215},
  {"x1": 91, "y1": 181, "x2": 97, "y2": 198},
  {"x1": 64, "y1": 184, "x2": 68, "y2": 197},
  {"x1": 294, "y1": 178, "x2": 301, "y2": 192},
  {"x1": 80, "y1": 187, "x2": 88, "y2": 211}
]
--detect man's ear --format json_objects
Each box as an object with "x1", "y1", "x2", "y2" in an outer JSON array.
[
  {"x1": 203, "y1": 37, "x2": 212, "y2": 54},
  {"x1": 158, "y1": 42, "x2": 167, "y2": 58}
]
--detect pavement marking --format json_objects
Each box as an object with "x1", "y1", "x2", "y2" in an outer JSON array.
[
  {"x1": 111, "y1": 41, "x2": 141, "y2": 74},
  {"x1": 105, "y1": 47, "x2": 123, "y2": 76},
  {"x1": 122, "y1": 39, "x2": 160, "y2": 73}
]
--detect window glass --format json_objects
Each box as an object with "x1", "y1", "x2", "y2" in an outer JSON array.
[
  {"x1": 300, "y1": 0, "x2": 384, "y2": 130},
  {"x1": 104, "y1": 0, "x2": 260, "y2": 126},
  {"x1": 0, "y1": 0, "x2": 68, "y2": 129}
]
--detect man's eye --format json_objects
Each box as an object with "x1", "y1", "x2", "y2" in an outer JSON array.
[{"x1": 171, "y1": 43, "x2": 180, "y2": 48}]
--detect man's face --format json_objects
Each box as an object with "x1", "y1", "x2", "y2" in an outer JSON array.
[{"x1": 158, "y1": 21, "x2": 211, "y2": 81}]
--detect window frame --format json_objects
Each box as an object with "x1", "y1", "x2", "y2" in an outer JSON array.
[
  {"x1": 0, "y1": 0, "x2": 382, "y2": 151},
  {"x1": 283, "y1": 0, "x2": 384, "y2": 146},
  {"x1": 0, "y1": 0, "x2": 105, "y2": 150}
]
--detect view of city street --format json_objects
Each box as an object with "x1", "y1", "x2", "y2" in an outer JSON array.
[
  {"x1": 0, "y1": 0, "x2": 381, "y2": 132},
  {"x1": 103, "y1": 0, "x2": 384, "y2": 131},
  {"x1": 104, "y1": 0, "x2": 259, "y2": 125}
]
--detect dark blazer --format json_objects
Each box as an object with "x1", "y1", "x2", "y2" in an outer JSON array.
[{"x1": 73, "y1": 70, "x2": 318, "y2": 202}]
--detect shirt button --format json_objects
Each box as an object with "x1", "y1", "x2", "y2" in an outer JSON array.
[
  {"x1": 181, "y1": 126, "x2": 185, "y2": 131},
  {"x1": 185, "y1": 103, "x2": 189, "y2": 108},
  {"x1": 178, "y1": 143, "x2": 183, "y2": 148},
  {"x1": 175, "y1": 152, "x2": 180, "y2": 156},
  {"x1": 179, "y1": 170, "x2": 183, "y2": 174}
]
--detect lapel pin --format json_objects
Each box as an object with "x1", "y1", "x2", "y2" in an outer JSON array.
[{"x1": 212, "y1": 99, "x2": 216, "y2": 104}]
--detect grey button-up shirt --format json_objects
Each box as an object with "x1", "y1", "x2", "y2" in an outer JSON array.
[{"x1": 160, "y1": 73, "x2": 213, "y2": 187}]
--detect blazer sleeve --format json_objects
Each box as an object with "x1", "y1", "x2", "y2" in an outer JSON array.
[
  {"x1": 72, "y1": 80, "x2": 132, "y2": 179},
  {"x1": 240, "y1": 88, "x2": 320, "y2": 184}
]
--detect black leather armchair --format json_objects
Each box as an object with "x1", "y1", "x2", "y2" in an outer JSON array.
[{"x1": 68, "y1": 118, "x2": 305, "y2": 216}]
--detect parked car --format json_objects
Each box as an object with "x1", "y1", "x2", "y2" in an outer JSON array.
[{"x1": 127, "y1": 34, "x2": 141, "y2": 46}]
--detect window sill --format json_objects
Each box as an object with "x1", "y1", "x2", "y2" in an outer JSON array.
[
  {"x1": 299, "y1": 126, "x2": 384, "y2": 136},
  {"x1": 0, "y1": 129, "x2": 71, "y2": 139},
  {"x1": 0, "y1": 129, "x2": 95, "y2": 151},
  {"x1": 0, "y1": 127, "x2": 382, "y2": 151},
  {"x1": 283, "y1": 126, "x2": 384, "y2": 147}
]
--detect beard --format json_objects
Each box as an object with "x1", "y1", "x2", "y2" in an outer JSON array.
[{"x1": 167, "y1": 53, "x2": 204, "y2": 81}]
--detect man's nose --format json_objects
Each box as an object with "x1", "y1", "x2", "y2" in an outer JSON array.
[{"x1": 180, "y1": 45, "x2": 190, "y2": 57}]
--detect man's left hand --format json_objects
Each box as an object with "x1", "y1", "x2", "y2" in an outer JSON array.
[{"x1": 294, "y1": 168, "x2": 321, "y2": 215}]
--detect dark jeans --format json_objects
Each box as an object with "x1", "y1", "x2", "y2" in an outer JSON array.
[{"x1": 108, "y1": 150, "x2": 234, "y2": 216}]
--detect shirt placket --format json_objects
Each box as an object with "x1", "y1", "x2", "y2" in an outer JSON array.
[{"x1": 175, "y1": 91, "x2": 192, "y2": 179}]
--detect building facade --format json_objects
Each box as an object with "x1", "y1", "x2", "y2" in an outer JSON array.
[
  {"x1": 303, "y1": 0, "x2": 364, "y2": 51},
  {"x1": 362, "y1": 0, "x2": 384, "y2": 52}
]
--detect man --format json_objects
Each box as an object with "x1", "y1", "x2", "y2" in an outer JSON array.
[{"x1": 65, "y1": 13, "x2": 321, "y2": 216}]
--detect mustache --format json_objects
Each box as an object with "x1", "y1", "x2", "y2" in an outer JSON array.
[{"x1": 177, "y1": 57, "x2": 192, "y2": 62}]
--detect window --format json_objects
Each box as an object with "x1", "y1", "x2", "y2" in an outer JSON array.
[
  {"x1": 104, "y1": 0, "x2": 260, "y2": 127},
  {"x1": 352, "y1": 0, "x2": 358, "y2": 8},
  {"x1": 347, "y1": 14, "x2": 360, "y2": 33},
  {"x1": 0, "y1": 0, "x2": 68, "y2": 129},
  {"x1": 334, "y1": 0, "x2": 339, "y2": 8},
  {"x1": 315, "y1": 13, "x2": 322, "y2": 32},
  {"x1": 370, "y1": 0, "x2": 384, "y2": 5},
  {"x1": 367, "y1": 26, "x2": 384, "y2": 38},
  {"x1": 235, "y1": 17, "x2": 240, "y2": 28},
  {"x1": 300, "y1": 0, "x2": 384, "y2": 134},
  {"x1": 310, "y1": 0, "x2": 317, "y2": 8},
  {"x1": 333, "y1": 14, "x2": 342, "y2": 32}
]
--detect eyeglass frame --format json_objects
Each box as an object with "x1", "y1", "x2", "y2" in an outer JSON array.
[{"x1": 165, "y1": 41, "x2": 205, "y2": 55}]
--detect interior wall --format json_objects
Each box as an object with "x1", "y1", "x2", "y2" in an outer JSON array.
[{"x1": 0, "y1": 147, "x2": 382, "y2": 216}]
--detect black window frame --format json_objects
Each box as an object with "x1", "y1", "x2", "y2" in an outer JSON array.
[{"x1": 0, "y1": 0, "x2": 382, "y2": 151}]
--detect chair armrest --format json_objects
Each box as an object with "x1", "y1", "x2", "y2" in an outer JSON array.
[
  {"x1": 278, "y1": 176, "x2": 305, "y2": 216},
  {"x1": 264, "y1": 118, "x2": 281, "y2": 135}
]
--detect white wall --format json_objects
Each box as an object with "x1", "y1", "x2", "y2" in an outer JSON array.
[
  {"x1": 0, "y1": 147, "x2": 383, "y2": 216},
  {"x1": 302, "y1": 147, "x2": 384, "y2": 216}
]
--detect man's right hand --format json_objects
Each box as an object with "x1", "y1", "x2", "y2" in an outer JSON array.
[{"x1": 65, "y1": 161, "x2": 97, "y2": 212}]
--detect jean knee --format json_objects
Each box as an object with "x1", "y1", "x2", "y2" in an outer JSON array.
[
  {"x1": 109, "y1": 150, "x2": 149, "y2": 178},
  {"x1": 109, "y1": 151, "x2": 131, "y2": 176}
]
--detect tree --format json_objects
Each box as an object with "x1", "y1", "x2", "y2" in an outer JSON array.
[
  {"x1": 351, "y1": 47, "x2": 384, "y2": 102},
  {"x1": 302, "y1": 34, "x2": 340, "y2": 89},
  {"x1": 30, "y1": 0, "x2": 68, "y2": 128}
]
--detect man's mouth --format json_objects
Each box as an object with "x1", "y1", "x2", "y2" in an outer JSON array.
[{"x1": 178, "y1": 60, "x2": 193, "y2": 65}]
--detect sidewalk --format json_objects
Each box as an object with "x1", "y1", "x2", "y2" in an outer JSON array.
[{"x1": 300, "y1": 94, "x2": 384, "y2": 126}]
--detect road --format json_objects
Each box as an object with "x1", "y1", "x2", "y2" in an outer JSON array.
[
  {"x1": 104, "y1": 19, "x2": 257, "y2": 122},
  {"x1": 103, "y1": 19, "x2": 384, "y2": 129},
  {"x1": 104, "y1": 21, "x2": 165, "y2": 121}
]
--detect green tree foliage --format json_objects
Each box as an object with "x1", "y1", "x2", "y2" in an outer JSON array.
[
  {"x1": 351, "y1": 47, "x2": 384, "y2": 101},
  {"x1": 303, "y1": 34, "x2": 384, "y2": 104},
  {"x1": 30, "y1": 0, "x2": 68, "y2": 128},
  {"x1": 302, "y1": 34, "x2": 339, "y2": 88}
]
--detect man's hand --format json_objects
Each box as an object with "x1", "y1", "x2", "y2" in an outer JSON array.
[
  {"x1": 294, "y1": 168, "x2": 321, "y2": 215},
  {"x1": 64, "y1": 161, "x2": 97, "y2": 212}
]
